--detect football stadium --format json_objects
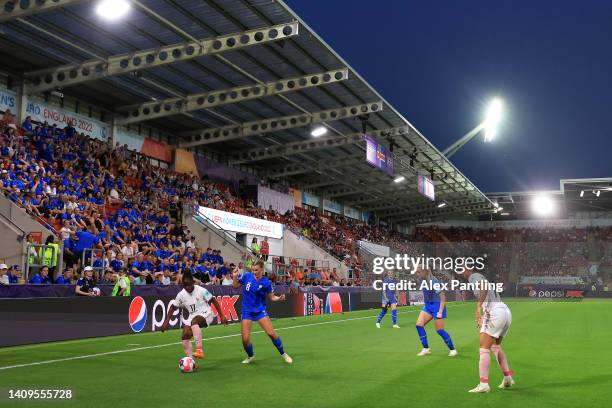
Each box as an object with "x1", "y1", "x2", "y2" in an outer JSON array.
[{"x1": 0, "y1": 1, "x2": 611, "y2": 407}]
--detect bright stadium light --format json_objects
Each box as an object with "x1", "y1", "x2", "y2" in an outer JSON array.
[
  {"x1": 394, "y1": 176, "x2": 405, "y2": 183},
  {"x1": 96, "y1": 0, "x2": 131, "y2": 21},
  {"x1": 310, "y1": 126, "x2": 327, "y2": 137},
  {"x1": 443, "y1": 97, "x2": 505, "y2": 158},
  {"x1": 437, "y1": 202, "x2": 447, "y2": 208},
  {"x1": 484, "y1": 98, "x2": 503, "y2": 142},
  {"x1": 531, "y1": 195, "x2": 555, "y2": 217},
  {"x1": 580, "y1": 190, "x2": 585, "y2": 197}
]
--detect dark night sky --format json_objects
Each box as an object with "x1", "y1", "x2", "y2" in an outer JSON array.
[{"x1": 284, "y1": 0, "x2": 612, "y2": 193}]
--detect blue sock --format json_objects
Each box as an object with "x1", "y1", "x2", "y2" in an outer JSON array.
[
  {"x1": 271, "y1": 337, "x2": 285, "y2": 355},
  {"x1": 436, "y1": 329, "x2": 455, "y2": 350},
  {"x1": 416, "y1": 325, "x2": 429, "y2": 348},
  {"x1": 244, "y1": 342, "x2": 254, "y2": 357},
  {"x1": 376, "y1": 308, "x2": 387, "y2": 323},
  {"x1": 391, "y1": 309, "x2": 397, "y2": 325}
]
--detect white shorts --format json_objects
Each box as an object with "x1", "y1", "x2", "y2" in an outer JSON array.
[
  {"x1": 184, "y1": 313, "x2": 214, "y2": 327},
  {"x1": 481, "y1": 306, "x2": 512, "y2": 338}
]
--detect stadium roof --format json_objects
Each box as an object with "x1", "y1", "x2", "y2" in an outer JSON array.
[
  {"x1": 0, "y1": 0, "x2": 495, "y2": 223},
  {"x1": 485, "y1": 178, "x2": 612, "y2": 220}
]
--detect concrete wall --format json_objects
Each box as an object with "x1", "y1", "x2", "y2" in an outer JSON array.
[
  {"x1": 184, "y1": 216, "x2": 246, "y2": 265},
  {"x1": 0, "y1": 195, "x2": 53, "y2": 267},
  {"x1": 282, "y1": 229, "x2": 348, "y2": 278}
]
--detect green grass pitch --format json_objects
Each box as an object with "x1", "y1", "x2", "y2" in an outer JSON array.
[{"x1": 1, "y1": 299, "x2": 610, "y2": 408}]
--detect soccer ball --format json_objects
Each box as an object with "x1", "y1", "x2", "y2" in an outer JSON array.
[
  {"x1": 179, "y1": 356, "x2": 196, "y2": 373},
  {"x1": 91, "y1": 287, "x2": 101, "y2": 296}
]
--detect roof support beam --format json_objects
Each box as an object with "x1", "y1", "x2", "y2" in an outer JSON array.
[
  {"x1": 380, "y1": 199, "x2": 490, "y2": 218},
  {"x1": 0, "y1": 0, "x2": 85, "y2": 22},
  {"x1": 179, "y1": 101, "x2": 383, "y2": 148},
  {"x1": 230, "y1": 125, "x2": 410, "y2": 164},
  {"x1": 115, "y1": 67, "x2": 348, "y2": 125},
  {"x1": 395, "y1": 203, "x2": 494, "y2": 224},
  {"x1": 24, "y1": 21, "x2": 299, "y2": 94},
  {"x1": 265, "y1": 158, "x2": 364, "y2": 179}
]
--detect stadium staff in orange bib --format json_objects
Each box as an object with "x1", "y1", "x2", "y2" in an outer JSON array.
[{"x1": 260, "y1": 237, "x2": 270, "y2": 262}]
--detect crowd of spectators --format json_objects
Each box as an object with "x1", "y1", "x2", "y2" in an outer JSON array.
[
  {"x1": 2, "y1": 110, "x2": 612, "y2": 289},
  {"x1": 0, "y1": 115, "x2": 366, "y2": 288}
]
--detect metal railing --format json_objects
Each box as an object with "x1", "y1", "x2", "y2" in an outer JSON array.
[
  {"x1": 82, "y1": 248, "x2": 108, "y2": 279},
  {"x1": 24, "y1": 243, "x2": 58, "y2": 280}
]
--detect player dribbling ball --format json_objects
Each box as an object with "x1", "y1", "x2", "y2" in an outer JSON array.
[{"x1": 161, "y1": 272, "x2": 228, "y2": 362}]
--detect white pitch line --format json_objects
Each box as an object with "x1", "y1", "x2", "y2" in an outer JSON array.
[
  {"x1": 0, "y1": 303, "x2": 472, "y2": 372},
  {"x1": 0, "y1": 311, "x2": 410, "y2": 371}
]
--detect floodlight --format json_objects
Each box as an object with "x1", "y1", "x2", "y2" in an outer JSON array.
[
  {"x1": 96, "y1": 0, "x2": 131, "y2": 21},
  {"x1": 531, "y1": 195, "x2": 555, "y2": 217},
  {"x1": 484, "y1": 98, "x2": 503, "y2": 142},
  {"x1": 310, "y1": 126, "x2": 327, "y2": 137},
  {"x1": 394, "y1": 176, "x2": 405, "y2": 183}
]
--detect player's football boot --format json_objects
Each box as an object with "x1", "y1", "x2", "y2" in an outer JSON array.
[
  {"x1": 376, "y1": 322, "x2": 381, "y2": 328},
  {"x1": 242, "y1": 356, "x2": 255, "y2": 364},
  {"x1": 468, "y1": 383, "x2": 491, "y2": 393},
  {"x1": 281, "y1": 353, "x2": 293, "y2": 364},
  {"x1": 498, "y1": 376, "x2": 515, "y2": 389},
  {"x1": 393, "y1": 324, "x2": 400, "y2": 329},
  {"x1": 194, "y1": 349, "x2": 204, "y2": 359},
  {"x1": 448, "y1": 349, "x2": 458, "y2": 357},
  {"x1": 416, "y1": 348, "x2": 431, "y2": 356}
]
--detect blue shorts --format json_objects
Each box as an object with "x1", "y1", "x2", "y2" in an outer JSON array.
[
  {"x1": 382, "y1": 298, "x2": 397, "y2": 307},
  {"x1": 241, "y1": 310, "x2": 268, "y2": 321},
  {"x1": 422, "y1": 303, "x2": 446, "y2": 320}
]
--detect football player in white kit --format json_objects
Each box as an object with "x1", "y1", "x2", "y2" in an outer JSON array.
[
  {"x1": 161, "y1": 273, "x2": 228, "y2": 362},
  {"x1": 463, "y1": 267, "x2": 515, "y2": 393}
]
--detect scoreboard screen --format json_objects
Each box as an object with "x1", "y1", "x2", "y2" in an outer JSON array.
[
  {"x1": 418, "y1": 174, "x2": 435, "y2": 201},
  {"x1": 365, "y1": 136, "x2": 395, "y2": 177}
]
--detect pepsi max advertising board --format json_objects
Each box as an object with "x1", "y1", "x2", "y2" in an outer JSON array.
[{"x1": 0, "y1": 289, "x2": 380, "y2": 347}]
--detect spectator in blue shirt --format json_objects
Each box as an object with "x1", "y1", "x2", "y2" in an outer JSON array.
[
  {"x1": 7, "y1": 265, "x2": 21, "y2": 284},
  {"x1": 55, "y1": 268, "x2": 74, "y2": 284},
  {"x1": 21, "y1": 116, "x2": 33, "y2": 134},
  {"x1": 29, "y1": 266, "x2": 52, "y2": 284}
]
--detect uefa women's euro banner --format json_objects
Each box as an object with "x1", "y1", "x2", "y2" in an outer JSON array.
[
  {"x1": 197, "y1": 206, "x2": 284, "y2": 239},
  {"x1": 0, "y1": 88, "x2": 109, "y2": 140},
  {"x1": 26, "y1": 95, "x2": 109, "y2": 140}
]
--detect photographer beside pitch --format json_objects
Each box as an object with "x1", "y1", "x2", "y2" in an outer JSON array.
[{"x1": 463, "y1": 267, "x2": 515, "y2": 393}]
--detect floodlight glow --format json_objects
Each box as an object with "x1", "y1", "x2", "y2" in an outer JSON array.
[
  {"x1": 596, "y1": 190, "x2": 601, "y2": 197},
  {"x1": 394, "y1": 176, "x2": 405, "y2": 183},
  {"x1": 500, "y1": 212, "x2": 510, "y2": 216},
  {"x1": 437, "y1": 202, "x2": 447, "y2": 208},
  {"x1": 484, "y1": 98, "x2": 503, "y2": 142},
  {"x1": 310, "y1": 126, "x2": 327, "y2": 137},
  {"x1": 96, "y1": 0, "x2": 131, "y2": 21},
  {"x1": 531, "y1": 195, "x2": 555, "y2": 217},
  {"x1": 580, "y1": 190, "x2": 584, "y2": 197}
]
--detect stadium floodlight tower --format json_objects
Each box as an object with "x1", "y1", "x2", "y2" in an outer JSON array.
[{"x1": 442, "y1": 98, "x2": 503, "y2": 158}]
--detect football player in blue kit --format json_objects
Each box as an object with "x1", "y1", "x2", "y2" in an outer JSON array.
[
  {"x1": 376, "y1": 271, "x2": 400, "y2": 328},
  {"x1": 414, "y1": 268, "x2": 458, "y2": 357},
  {"x1": 232, "y1": 260, "x2": 293, "y2": 364}
]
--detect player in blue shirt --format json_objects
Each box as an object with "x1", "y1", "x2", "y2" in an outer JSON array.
[
  {"x1": 232, "y1": 260, "x2": 293, "y2": 364},
  {"x1": 415, "y1": 268, "x2": 457, "y2": 357},
  {"x1": 376, "y1": 272, "x2": 400, "y2": 329}
]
